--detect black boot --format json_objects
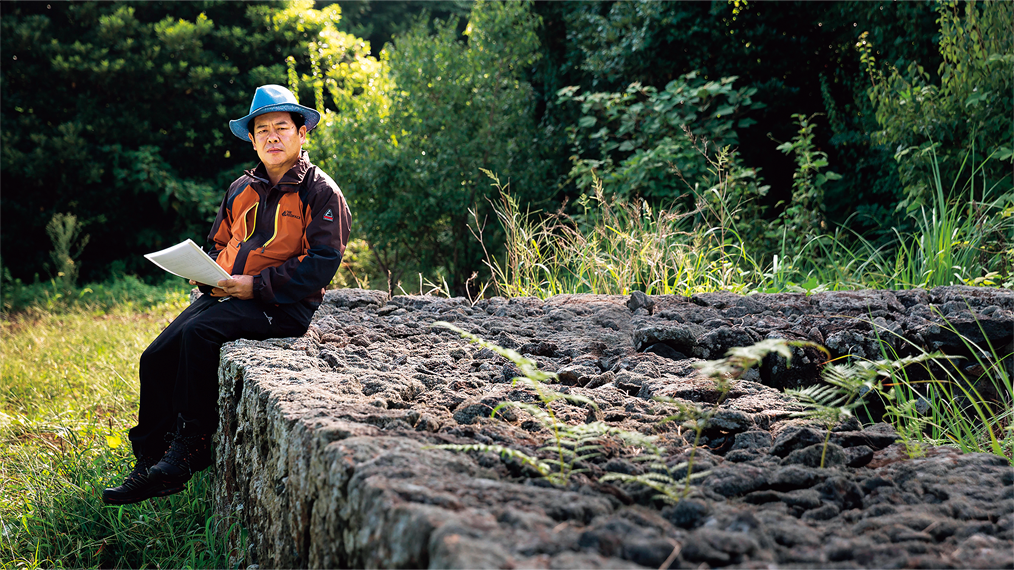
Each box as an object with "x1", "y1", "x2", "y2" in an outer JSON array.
[
  {"x1": 147, "y1": 415, "x2": 212, "y2": 484},
  {"x1": 102, "y1": 456, "x2": 185, "y2": 505}
]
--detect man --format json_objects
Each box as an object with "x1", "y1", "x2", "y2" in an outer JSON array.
[{"x1": 103, "y1": 85, "x2": 351, "y2": 504}]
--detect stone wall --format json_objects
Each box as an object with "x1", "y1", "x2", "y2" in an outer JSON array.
[{"x1": 213, "y1": 287, "x2": 1014, "y2": 568}]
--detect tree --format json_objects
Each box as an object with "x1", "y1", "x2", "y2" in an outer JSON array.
[
  {"x1": 1, "y1": 1, "x2": 343, "y2": 281},
  {"x1": 531, "y1": 1, "x2": 946, "y2": 236},
  {"x1": 313, "y1": 0, "x2": 549, "y2": 290}
]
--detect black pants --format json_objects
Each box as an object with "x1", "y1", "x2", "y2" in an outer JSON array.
[{"x1": 128, "y1": 294, "x2": 316, "y2": 459}]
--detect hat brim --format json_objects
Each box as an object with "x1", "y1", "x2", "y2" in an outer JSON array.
[{"x1": 229, "y1": 103, "x2": 321, "y2": 141}]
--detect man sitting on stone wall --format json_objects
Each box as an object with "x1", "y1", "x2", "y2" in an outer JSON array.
[{"x1": 102, "y1": 85, "x2": 351, "y2": 504}]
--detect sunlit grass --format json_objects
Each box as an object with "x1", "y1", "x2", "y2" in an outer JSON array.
[
  {"x1": 871, "y1": 314, "x2": 1014, "y2": 460},
  {"x1": 0, "y1": 291, "x2": 244, "y2": 569},
  {"x1": 478, "y1": 146, "x2": 1011, "y2": 297}
]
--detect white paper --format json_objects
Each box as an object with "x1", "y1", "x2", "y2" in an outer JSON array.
[{"x1": 144, "y1": 239, "x2": 232, "y2": 286}]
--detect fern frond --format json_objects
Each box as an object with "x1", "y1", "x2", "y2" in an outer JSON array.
[
  {"x1": 433, "y1": 321, "x2": 557, "y2": 384},
  {"x1": 430, "y1": 443, "x2": 551, "y2": 476}
]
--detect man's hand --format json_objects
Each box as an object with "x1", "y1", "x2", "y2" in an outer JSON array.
[{"x1": 217, "y1": 275, "x2": 255, "y2": 300}]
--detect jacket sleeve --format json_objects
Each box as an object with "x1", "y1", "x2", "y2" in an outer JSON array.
[{"x1": 252, "y1": 181, "x2": 351, "y2": 304}]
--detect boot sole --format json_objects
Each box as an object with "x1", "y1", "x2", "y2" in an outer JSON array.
[{"x1": 101, "y1": 481, "x2": 187, "y2": 505}]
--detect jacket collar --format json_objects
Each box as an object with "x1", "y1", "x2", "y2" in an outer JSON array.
[{"x1": 245, "y1": 150, "x2": 312, "y2": 190}]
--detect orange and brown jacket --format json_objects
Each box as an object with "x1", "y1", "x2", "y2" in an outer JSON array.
[{"x1": 207, "y1": 150, "x2": 351, "y2": 304}]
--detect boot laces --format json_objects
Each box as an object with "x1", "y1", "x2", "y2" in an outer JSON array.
[
  {"x1": 117, "y1": 457, "x2": 157, "y2": 490},
  {"x1": 161, "y1": 432, "x2": 208, "y2": 473}
]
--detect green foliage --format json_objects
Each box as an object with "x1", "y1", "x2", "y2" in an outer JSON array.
[
  {"x1": 558, "y1": 72, "x2": 765, "y2": 204},
  {"x1": 476, "y1": 127, "x2": 1012, "y2": 298},
  {"x1": 599, "y1": 460, "x2": 704, "y2": 507},
  {"x1": 314, "y1": 0, "x2": 549, "y2": 290},
  {"x1": 45, "y1": 212, "x2": 90, "y2": 294},
  {"x1": 334, "y1": 0, "x2": 471, "y2": 53},
  {"x1": 1, "y1": 1, "x2": 345, "y2": 281},
  {"x1": 861, "y1": 0, "x2": 1014, "y2": 211},
  {"x1": 432, "y1": 321, "x2": 683, "y2": 489},
  {"x1": 652, "y1": 339, "x2": 820, "y2": 495},
  {"x1": 879, "y1": 318, "x2": 1013, "y2": 460},
  {"x1": 787, "y1": 352, "x2": 942, "y2": 466},
  {"x1": 1, "y1": 297, "x2": 242, "y2": 567},
  {"x1": 782, "y1": 313, "x2": 1014, "y2": 464},
  {"x1": 888, "y1": 148, "x2": 1014, "y2": 288},
  {"x1": 432, "y1": 321, "x2": 608, "y2": 486},
  {"x1": 1, "y1": 271, "x2": 192, "y2": 316},
  {"x1": 771, "y1": 114, "x2": 843, "y2": 249}
]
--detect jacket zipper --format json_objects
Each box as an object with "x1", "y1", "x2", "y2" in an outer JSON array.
[
  {"x1": 261, "y1": 204, "x2": 281, "y2": 251},
  {"x1": 238, "y1": 202, "x2": 259, "y2": 241}
]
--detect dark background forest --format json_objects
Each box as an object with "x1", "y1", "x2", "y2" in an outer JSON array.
[{"x1": 2, "y1": 0, "x2": 1011, "y2": 297}]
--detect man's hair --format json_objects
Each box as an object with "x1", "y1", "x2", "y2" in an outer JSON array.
[{"x1": 248, "y1": 112, "x2": 306, "y2": 135}]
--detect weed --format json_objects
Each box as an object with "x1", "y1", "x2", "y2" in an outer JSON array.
[
  {"x1": 475, "y1": 170, "x2": 752, "y2": 299},
  {"x1": 787, "y1": 352, "x2": 946, "y2": 465},
  {"x1": 599, "y1": 455, "x2": 704, "y2": 506},
  {"x1": 770, "y1": 113, "x2": 842, "y2": 249},
  {"x1": 872, "y1": 311, "x2": 1014, "y2": 460},
  {"x1": 887, "y1": 146, "x2": 1014, "y2": 288},
  {"x1": 45, "y1": 212, "x2": 90, "y2": 295},
  {"x1": 784, "y1": 310, "x2": 1013, "y2": 464},
  {"x1": 431, "y1": 322, "x2": 696, "y2": 494}
]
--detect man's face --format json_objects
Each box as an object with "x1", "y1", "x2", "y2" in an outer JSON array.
[{"x1": 248, "y1": 111, "x2": 307, "y2": 171}]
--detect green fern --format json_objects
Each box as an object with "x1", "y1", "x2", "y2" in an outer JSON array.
[
  {"x1": 784, "y1": 351, "x2": 950, "y2": 466},
  {"x1": 431, "y1": 443, "x2": 553, "y2": 478},
  {"x1": 433, "y1": 321, "x2": 613, "y2": 485}
]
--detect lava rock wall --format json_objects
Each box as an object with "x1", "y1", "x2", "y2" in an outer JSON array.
[{"x1": 213, "y1": 287, "x2": 1013, "y2": 568}]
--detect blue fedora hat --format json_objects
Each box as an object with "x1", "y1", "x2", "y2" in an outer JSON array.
[{"x1": 229, "y1": 84, "x2": 321, "y2": 141}]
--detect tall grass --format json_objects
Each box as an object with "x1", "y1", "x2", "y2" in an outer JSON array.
[
  {"x1": 478, "y1": 144, "x2": 1011, "y2": 297},
  {"x1": 477, "y1": 170, "x2": 752, "y2": 298},
  {"x1": 872, "y1": 317, "x2": 1014, "y2": 460},
  {"x1": 0, "y1": 291, "x2": 243, "y2": 568},
  {"x1": 888, "y1": 148, "x2": 1013, "y2": 289}
]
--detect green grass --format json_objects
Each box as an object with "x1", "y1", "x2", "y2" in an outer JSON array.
[
  {"x1": 0, "y1": 289, "x2": 244, "y2": 569},
  {"x1": 478, "y1": 140, "x2": 1012, "y2": 297},
  {"x1": 871, "y1": 317, "x2": 1014, "y2": 460},
  {"x1": 1, "y1": 273, "x2": 194, "y2": 316},
  {"x1": 478, "y1": 171, "x2": 754, "y2": 298}
]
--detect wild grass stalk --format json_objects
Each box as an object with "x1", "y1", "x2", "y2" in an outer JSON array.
[
  {"x1": 887, "y1": 147, "x2": 1013, "y2": 289},
  {"x1": 476, "y1": 133, "x2": 1010, "y2": 299},
  {"x1": 786, "y1": 313, "x2": 1014, "y2": 463},
  {"x1": 430, "y1": 321, "x2": 608, "y2": 485}
]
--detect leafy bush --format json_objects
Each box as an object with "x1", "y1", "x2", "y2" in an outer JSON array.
[
  {"x1": 860, "y1": 0, "x2": 1013, "y2": 211},
  {"x1": 1, "y1": 1, "x2": 346, "y2": 281},
  {"x1": 557, "y1": 72, "x2": 765, "y2": 205},
  {"x1": 314, "y1": 0, "x2": 549, "y2": 290}
]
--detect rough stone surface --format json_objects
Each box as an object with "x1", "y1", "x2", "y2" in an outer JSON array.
[{"x1": 213, "y1": 287, "x2": 1014, "y2": 568}]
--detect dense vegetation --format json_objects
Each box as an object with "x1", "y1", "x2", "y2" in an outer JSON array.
[
  {"x1": 2, "y1": 0, "x2": 1010, "y2": 303},
  {"x1": 1, "y1": 3, "x2": 1011, "y2": 566}
]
